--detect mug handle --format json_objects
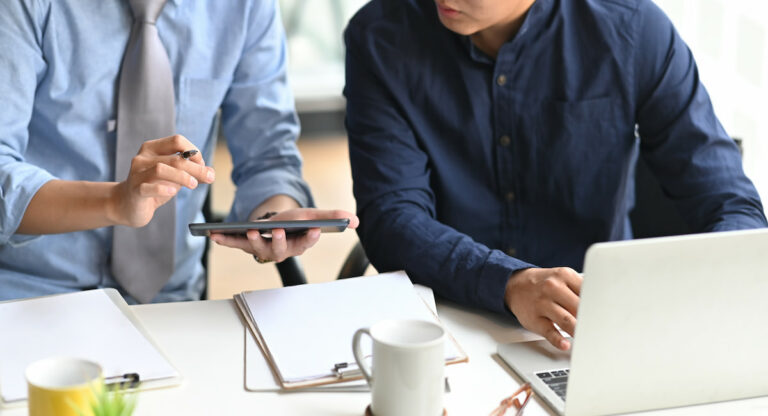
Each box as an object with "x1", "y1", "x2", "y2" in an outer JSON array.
[{"x1": 352, "y1": 328, "x2": 374, "y2": 386}]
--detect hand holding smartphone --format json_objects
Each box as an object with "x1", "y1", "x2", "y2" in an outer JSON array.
[{"x1": 188, "y1": 218, "x2": 351, "y2": 237}]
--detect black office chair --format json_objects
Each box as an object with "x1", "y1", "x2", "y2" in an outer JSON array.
[
  {"x1": 629, "y1": 155, "x2": 693, "y2": 239},
  {"x1": 630, "y1": 137, "x2": 743, "y2": 238},
  {"x1": 336, "y1": 239, "x2": 371, "y2": 279}
]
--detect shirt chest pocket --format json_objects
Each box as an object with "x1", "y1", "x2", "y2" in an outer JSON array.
[
  {"x1": 531, "y1": 97, "x2": 626, "y2": 219},
  {"x1": 177, "y1": 77, "x2": 231, "y2": 149}
]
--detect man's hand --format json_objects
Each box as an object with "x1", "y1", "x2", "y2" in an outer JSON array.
[
  {"x1": 210, "y1": 208, "x2": 359, "y2": 263},
  {"x1": 505, "y1": 267, "x2": 582, "y2": 351},
  {"x1": 19, "y1": 134, "x2": 215, "y2": 235},
  {"x1": 110, "y1": 135, "x2": 215, "y2": 227}
]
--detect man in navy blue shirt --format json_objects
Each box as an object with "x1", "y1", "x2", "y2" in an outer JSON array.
[{"x1": 344, "y1": 0, "x2": 766, "y2": 350}]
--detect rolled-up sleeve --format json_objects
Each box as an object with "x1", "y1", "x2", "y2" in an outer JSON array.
[
  {"x1": 344, "y1": 24, "x2": 534, "y2": 315},
  {"x1": 0, "y1": 0, "x2": 56, "y2": 245},
  {"x1": 634, "y1": 1, "x2": 766, "y2": 231},
  {"x1": 219, "y1": 0, "x2": 313, "y2": 222}
]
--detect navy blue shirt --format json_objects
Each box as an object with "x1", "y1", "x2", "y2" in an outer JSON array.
[{"x1": 344, "y1": 0, "x2": 766, "y2": 314}]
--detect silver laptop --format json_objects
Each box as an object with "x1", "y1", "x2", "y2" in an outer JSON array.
[{"x1": 498, "y1": 229, "x2": 768, "y2": 416}]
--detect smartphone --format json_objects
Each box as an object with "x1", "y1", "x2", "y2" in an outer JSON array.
[{"x1": 188, "y1": 218, "x2": 351, "y2": 237}]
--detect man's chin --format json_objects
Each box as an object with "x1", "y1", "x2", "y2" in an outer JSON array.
[{"x1": 437, "y1": 17, "x2": 477, "y2": 36}]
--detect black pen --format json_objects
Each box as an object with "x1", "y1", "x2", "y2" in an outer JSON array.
[{"x1": 177, "y1": 149, "x2": 198, "y2": 159}]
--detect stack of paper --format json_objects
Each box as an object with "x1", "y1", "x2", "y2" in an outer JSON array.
[{"x1": 236, "y1": 271, "x2": 467, "y2": 390}]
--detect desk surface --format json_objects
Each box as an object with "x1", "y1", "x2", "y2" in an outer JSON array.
[{"x1": 5, "y1": 298, "x2": 768, "y2": 415}]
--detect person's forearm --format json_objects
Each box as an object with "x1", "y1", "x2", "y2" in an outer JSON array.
[
  {"x1": 18, "y1": 180, "x2": 121, "y2": 234},
  {"x1": 358, "y1": 197, "x2": 534, "y2": 314},
  {"x1": 248, "y1": 194, "x2": 301, "y2": 220}
]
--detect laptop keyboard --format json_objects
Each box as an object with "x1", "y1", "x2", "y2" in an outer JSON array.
[{"x1": 536, "y1": 368, "x2": 570, "y2": 401}]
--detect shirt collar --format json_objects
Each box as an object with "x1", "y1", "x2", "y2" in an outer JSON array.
[{"x1": 459, "y1": 0, "x2": 554, "y2": 63}]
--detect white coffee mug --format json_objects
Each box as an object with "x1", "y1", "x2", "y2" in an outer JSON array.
[{"x1": 352, "y1": 319, "x2": 445, "y2": 416}]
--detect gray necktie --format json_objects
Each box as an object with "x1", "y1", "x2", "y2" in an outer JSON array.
[{"x1": 112, "y1": 0, "x2": 175, "y2": 304}]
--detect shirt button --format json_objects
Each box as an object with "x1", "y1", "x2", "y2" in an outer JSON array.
[
  {"x1": 499, "y1": 135, "x2": 511, "y2": 147},
  {"x1": 506, "y1": 248, "x2": 517, "y2": 257},
  {"x1": 505, "y1": 191, "x2": 515, "y2": 202},
  {"x1": 496, "y1": 74, "x2": 507, "y2": 86}
]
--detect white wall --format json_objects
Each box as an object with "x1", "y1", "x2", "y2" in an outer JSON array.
[
  {"x1": 279, "y1": 0, "x2": 367, "y2": 110},
  {"x1": 655, "y1": 0, "x2": 768, "y2": 202}
]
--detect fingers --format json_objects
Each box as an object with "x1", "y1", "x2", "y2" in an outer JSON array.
[
  {"x1": 539, "y1": 269, "x2": 580, "y2": 338},
  {"x1": 132, "y1": 162, "x2": 205, "y2": 191},
  {"x1": 130, "y1": 155, "x2": 215, "y2": 194},
  {"x1": 268, "y1": 229, "x2": 288, "y2": 262},
  {"x1": 138, "y1": 181, "x2": 180, "y2": 198},
  {"x1": 543, "y1": 302, "x2": 577, "y2": 337},
  {"x1": 542, "y1": 271, "x2": 580, "y2": 318},
  {"x1": 212, "y1": 227, "x2": 322, "y2": 263},
  {"x1": 116, "y1": 134, "x2": 213, "y2": 227},
  {"x1": 313, "y1": 209, "x2": 359, "y2": 229},
  {"x1": 292, "y1": 228, "x2": 322, "y2": 252},
  {"x1": 345, "y1": 214, "x2": 360, "y2": 229},
  {"x1": 249, "y1": 228, "x2": 321, "y2": 263},
  {"x1": 269, "y1": 208, "x2": 359, "y2": 229},
  {"x1": 528, "y1": 317, "x2": 570, "y2": 351},
  {"x1": 158, "y1": 154, "x2": 215, "y2": 184},
  {"x1": 560, "y1": 268, "x2": 583, "y2": 296},
  {"x1": 209, "y1": 233, "x2": 252, "y2": 251},
  {"x1": 545, "y1": 321, "x2": 571, "y2": 351},
  {"x1": 134, "y1": 134, "x2": 214, "y2": 184},
  {"x1": 506, "y1": 267, "x2": 581, "y2": 350},
  {"x1": 140, "y1": 134, "x2": 202, "y2": 162},
  {"x1": 214, "y1": 207, "x2": 351, "y2": 260}
]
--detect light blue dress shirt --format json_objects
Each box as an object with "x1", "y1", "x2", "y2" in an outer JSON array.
[{"x1": 0, "y1": 0, "x2": 313, "y2": 302}]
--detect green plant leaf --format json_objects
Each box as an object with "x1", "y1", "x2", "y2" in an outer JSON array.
[{"x1": 72, "y1": 379, "x2": 140, "y2": 416}]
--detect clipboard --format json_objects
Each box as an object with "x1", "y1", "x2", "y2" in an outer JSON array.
[
  {"x1": 235, "y1": 271, "x2": 468, "y2": 390},
  {"x1": 0, "y1": 289, "x2": 182, "y2": 409}
]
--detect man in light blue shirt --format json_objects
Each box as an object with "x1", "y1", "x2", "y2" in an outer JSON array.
[{"x1": 0, "y1": 0, "x2": 356, "y2": 302}]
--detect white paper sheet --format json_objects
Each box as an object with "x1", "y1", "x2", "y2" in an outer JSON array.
[{"x1": 0, "y1": 290, "x2": 178, "y2": 403}]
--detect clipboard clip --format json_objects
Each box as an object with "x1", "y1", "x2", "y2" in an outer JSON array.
[
  {"x1": 104, "y1": 372, "x2": 141, "y2": 389},
  {"x1": 332, "y1": 362, "x2": 362, "y2": 379}
]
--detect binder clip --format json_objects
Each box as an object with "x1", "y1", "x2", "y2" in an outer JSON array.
[
  {"x1": 332, "y1": 362, "x2": 359, "y2": 379},
  {"x1": 104, "y1": 372, "x2": 141, "y2": 389}
]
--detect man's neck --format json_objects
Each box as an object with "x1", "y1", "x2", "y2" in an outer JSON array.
[{"x1": 470, "y1": 0, "x2": 536, "y2": 59}]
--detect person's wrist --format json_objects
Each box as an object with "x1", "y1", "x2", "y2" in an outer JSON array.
[
  {"x1": 504, "y1": 273, "x2": 517, "y2": 312},
  {"x1": 105, "y1": 182, "x2": 128, "y2": 226},
  {"x1": 504, "y1": 268, "x2": 531, "y2": 315}
]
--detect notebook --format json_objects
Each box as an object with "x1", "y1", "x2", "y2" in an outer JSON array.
[
  {"x1": 235, "y1": 271, "x2": 468, "y2": 389},
  {"x1": 0, "y1": 289, "x2": 181, "y2": 409},
  {"x1": 498, "y1": 229, "x2": 768, "y2": 416}
]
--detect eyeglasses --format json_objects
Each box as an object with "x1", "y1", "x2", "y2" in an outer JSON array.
[{"x1": 489, "y1": 383, "x2": 533, "y2": 416}]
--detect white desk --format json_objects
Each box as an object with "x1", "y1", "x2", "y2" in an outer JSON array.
[{"x1": 5, "y1": 299, "x2": 768, "y2": 415}]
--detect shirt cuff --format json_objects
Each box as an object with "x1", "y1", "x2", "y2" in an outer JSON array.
[
  {"x1": 476, "y1": 249, "x2": 537, "y2": 315},
  {"x1": 226, "y1": 169, "x2": 315, "y2": 222},
  {"x1": 0, "y1": 161, "x2": 55, "y2": 245}
]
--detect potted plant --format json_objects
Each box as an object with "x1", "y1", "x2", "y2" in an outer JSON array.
[{"x1": 72, "y1": 380, "x2": 138, "y2": 416}]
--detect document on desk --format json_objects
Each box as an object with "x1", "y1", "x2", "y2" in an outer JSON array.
[
  {"x1": 243, "y1": 279, "x2": 442, "y2": 391},
  {"x1": 0, "y1": 289, "x2": 181, "y2": 408},
  {"x1": 236, "y1": 271, "x2": 468, "y2": 390}
]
